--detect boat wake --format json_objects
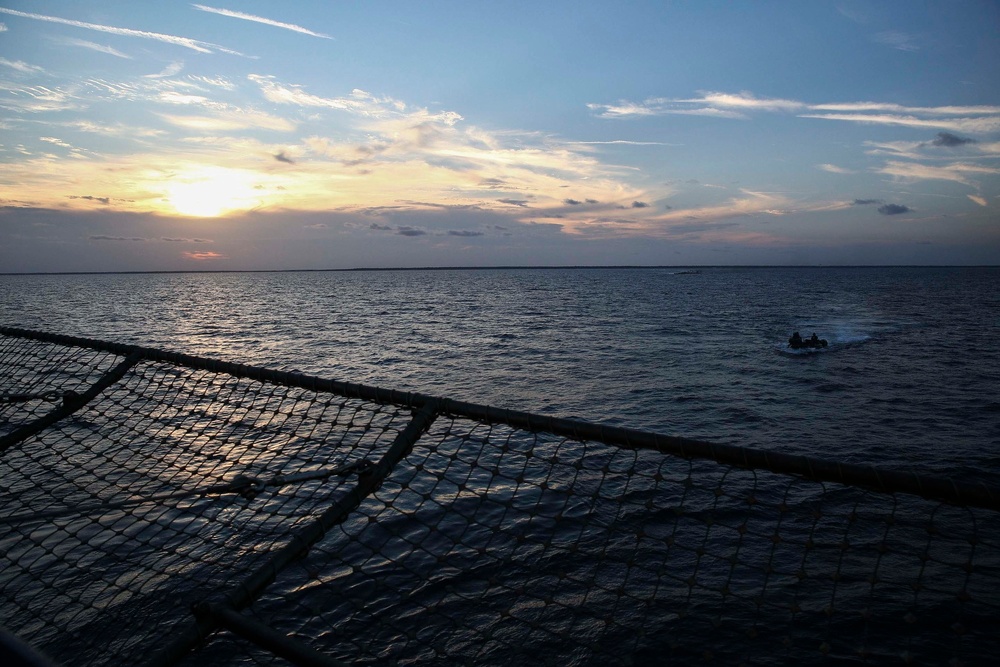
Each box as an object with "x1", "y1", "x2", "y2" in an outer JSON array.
[{"x1": 776, "y1": 323, "x2": 876, "y2": 356}]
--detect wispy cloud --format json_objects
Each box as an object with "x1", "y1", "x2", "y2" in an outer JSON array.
[
  {"x1": 538, "y1": 189, "x2": 810, "y2": 239},
  {"x1": 589, "y1": 90, "x2": 1000, "y2": 135},
  {"x1": 0, "y1": 57, "x2": 45, "y2": 74},
  {"x1": 64, "y1": 120, "x2": 165, "y2": 138},
  {"x1": 40, "y1": 136, "x2": 73, "y2": 148},
  {"x1": 183, "y1": 251, "x2": 226, "y2": 260},
  {"x1": 570, "y1": 140, "x2": 675, "y2": 146},
  {"x1": 818, "y1": 163, "x2": 855, "y2": 174},
  {"x1": 192, "y1": 5, "x2": 331, "y2": 39},
  {"x1": 587, "y1": 99, "x2": 746, "y2": 119},
  {"x1": 679, "y1": 91, "x2": 805, "y2": 112},
  {"x1": 90, "y1": 234, "x2": 146, "y2": 241},
  {"x1": 249, "y1": 74, "x2": 398, "y2": 115},
  {"x1": 872, "y1": 30, "x2": 921, "y2": 52},
  {"x1": 59, "y1": 37, "x2": 132, "y2": 59},
  {"x1": 158, "y1": 109, "x2": 296, "y2": 132},
  {"x1": 800, "y1": 112, "x2": 1000, "y2": 134},
  {"x1": 586, "y1": 100, "x2": 661, "y2": 118},
  {"x1": 810, "y1": 102, "x2": 1000, "y2": 115},
  {"x1": 865, "y1": 135, "x2": 1000, "y2": 161},
  {"x1": 145, "y1": 62, "x2": 185, "y2": 79},
  {"x1": 0, "y1": 83, "x2": 78, "y2": 113},
  {"x1": 0, "y1": 6, "x2": 234, "y2": 54},
  {"x1": 877, "y1": 160, "x2": 1000, "y2": 186}
]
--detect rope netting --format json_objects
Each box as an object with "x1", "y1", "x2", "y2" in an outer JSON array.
[{"x1": 1, "y1": 326, "x2": 998, "y2": 666}]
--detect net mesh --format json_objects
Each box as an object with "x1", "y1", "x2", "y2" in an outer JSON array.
[{"x1": 1, "y1": 327, "x2": 998, "y2": 666}]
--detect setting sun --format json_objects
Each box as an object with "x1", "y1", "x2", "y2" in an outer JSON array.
[{"x1": 164, "y1": 167, "x2": 263, "y2": 217}]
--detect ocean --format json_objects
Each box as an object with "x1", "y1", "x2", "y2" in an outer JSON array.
[
  {"x1": 3, "y1": 266, "x2": 998, "y2": 478},
  {"x1": 2, "y1": 265, "x2": 1000, "y2": 665}
]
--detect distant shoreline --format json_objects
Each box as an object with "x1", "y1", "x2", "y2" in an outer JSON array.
[{"x1": 1, "y1": 265, "x2": 997, "y2": 276}]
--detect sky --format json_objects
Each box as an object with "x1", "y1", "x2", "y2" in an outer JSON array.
[{"x1": 1, "y1": 1, "x2": 998, "y2": 272}]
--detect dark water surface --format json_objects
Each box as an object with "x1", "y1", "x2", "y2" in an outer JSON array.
[
  {"x1": 2, "y1": 266, "x2": 1000, "y2": 665},
  {"x1": 3, "y1": 266, "x2": 999, "y2": 477}
]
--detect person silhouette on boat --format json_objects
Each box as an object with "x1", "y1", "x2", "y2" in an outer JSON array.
[
  {"x1": 789, "y1": 331, "x2": 802, "y2": 347},
  {"x1": 810, "y1": 333, "x2": 819, "y2": 344}
]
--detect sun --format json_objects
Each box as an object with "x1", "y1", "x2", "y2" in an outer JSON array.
[{"x1": 164, "y1": 167, "x2": 263, "y2": 217}]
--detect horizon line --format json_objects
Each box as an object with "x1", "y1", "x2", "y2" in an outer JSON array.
[{"x1": 2, "y1": 264, "x2": 998, "y2": 276}]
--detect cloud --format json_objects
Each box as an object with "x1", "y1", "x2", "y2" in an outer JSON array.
[
  {"x1": 877, "y1": 160, "x2": 1000, "y2": 185},
  {"x1": 587, "y1": 99, "x2": 746, "y2": 120},
  {"x1": 70, "y1": 195, "x2": 111, "y2": 204},
  {"x1": 447, "y1": 230, "x2": 484, "y2": 237},
  {"x1": 40, "y1": 136, "x2": 73, "y2": 148},
  {"x1": 589, "y1": 89, "x2": 1000, "y2": 135},
  {"x1": 877, "y1": 203, "x2": 911, "y2": 215},
  {"x1": 0, "y1": 82, "x2": 84, "y2": 113},
  {"x1": 188, "y1": 75, "x2": 235, "y2": 91},
  {"x1": 0, "y1": 57, "x2": 45, "y2": 74},
  {"x1": 872, "y1": 30, "x2": 921, "y2": 52},
  {"x1": 819, "y1": 163, "x2": 855, "y2": 174},
  {"x1": 192, "y1": 5, "x2": 332, "y2": 39},
  {"x1": 967, "y1": 195, "x2": 988, "y2": 207},
  {"x1": 810, "y1": 102, "x2": 1000, "y2": 115},
  {"x1": 183, "y1": 251, "x2": 226, "y2": 260},
  {"x1": 588, "y1": 91, "x2": 802, "y2": 119},
  {"x1": 681, "y1": 91, "x2": 805, "y2": 112},
  {"x1": 867, "y1": 135, "x2": 1000, "y2": 161},
  {"x1": 571, "y1": 140, "x2": 673, "y2": 146},
  {"x1": 542, "y1": 188, "x2": 811, "y2": 239},
  {"x1": 564, "y1": 198, "x2": 583, "y2": 205},
  {"x1": 479, "y1": 178, "x2": 508, "y2": 189},
  {"x1": 397, "y1": 226, "x2": 426, "y2": 237},
  {"x1": 158, "y1": 110, "x2": 296, "y2": 132},
  {"x1": 160, "y1": 91, "x2": 217, "y2": 106},
  {"x1": 249, "y1": 74, "x2": 393, "y2": 115},
  {"x1": 931, "y1": 132, "x2": 976, "y2": 147},
  {"x1": 59, "y1": 37, "x2": 132, "y2": 59},
  {"x1": 586, "y1": 100, "x2": 661, "y2": 119},
  {"x1": 0, "y1": 7, "x2": 230, "y2": 54},
  {"x1": 145, "y1": 62, "x2": 185, "y2": 79},
  {"x1": 852, "y1": 199, "x2": 883, "y2": 206},
  {"x1": 799, "y1": 113, "x2": 1000, "y2": 133},
  {"x1": 90, "y1": 234, "x2": 145, "y2": 241},
  {"x1": 0, "y1": 68, "x2": 654, "y2": 226},
  {"x1": 630, "y1": 201, "x2": 650, "y2": 208},
  {"x1": 243, "y1": 75, "x2": 647, "y2": 213},
  {"x1": 64, "y1": 120, "x2": 165, "y2": 138}
]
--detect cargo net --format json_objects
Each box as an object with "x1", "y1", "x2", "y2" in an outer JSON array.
[{"x1": 1, "y1": 327, "x2": 998, "y2": 666}]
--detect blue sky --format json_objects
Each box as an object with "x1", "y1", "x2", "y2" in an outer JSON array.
[{"x1": 1, "y1": 1, "x2": 998, "y2": 271}]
